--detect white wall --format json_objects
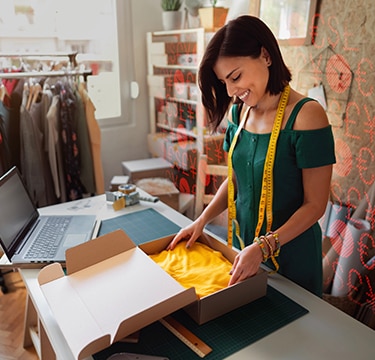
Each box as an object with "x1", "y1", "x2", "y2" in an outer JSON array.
[{"x1": 99, "y1": 0, "x2": 163, "y2": 189}]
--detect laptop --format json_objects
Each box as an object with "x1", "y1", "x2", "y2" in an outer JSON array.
[{"x1": 0, "y1": 166, "x2": 100, "y2": 267}]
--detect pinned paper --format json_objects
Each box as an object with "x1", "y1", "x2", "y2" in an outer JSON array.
[{"x1": 308, "y1": 84, "x2": 327, "y2": 110}]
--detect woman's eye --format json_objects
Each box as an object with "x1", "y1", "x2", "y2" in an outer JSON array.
[{"x1": 232, "y1": 74, "x2": 240, "y2": 81}]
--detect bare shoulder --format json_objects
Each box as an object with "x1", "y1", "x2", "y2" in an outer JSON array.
[{"x1": 291, "y1": 93, "x2": 329, "y2": 131}]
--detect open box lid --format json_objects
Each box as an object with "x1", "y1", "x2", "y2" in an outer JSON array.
[{"x1": 38, "y1": 229, "x2": 197, "y2": 360}]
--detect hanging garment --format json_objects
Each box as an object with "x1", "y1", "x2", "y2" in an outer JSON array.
[
  {"x1": 19, "y1": 86, "x2": 46, "y2": 206},
  {"x1": 74, "y1": 88, "x2": 95, "y2": 195},
  {"x1": 29, "y1": 89, "x2": 57, "y2": 206},
  {"x1": 46, "y1": 94, "x2": 66, "y2": 202},
  {"x1": 7, "y1": 78, "x2": 24, "y2": 170},
  {"x1": 79, "y1": 83, "x2": 104, "y2": 194},
  {"x1": 0, "y1": 100, "x2": 11, "y2": 175},
  {"x1": 58, "y1": 81, "x2": 85, "y2": 201}
]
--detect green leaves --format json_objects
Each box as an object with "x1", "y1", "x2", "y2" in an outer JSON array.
[{"x1": 161, "y1": 0, "x2": 182, "y2": 11}]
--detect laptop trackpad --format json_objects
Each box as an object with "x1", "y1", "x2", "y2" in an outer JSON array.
[{"x1": 63, "y1": 234, "x2": 87, "y2": 248}]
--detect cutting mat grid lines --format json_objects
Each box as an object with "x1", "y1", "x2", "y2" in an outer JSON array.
[
  {"x1": 93, "y1": 286, "x2": 308, "y2": 360},
  {"x1": 98, "y1": 208, "x2": 181, "y2": 245}
]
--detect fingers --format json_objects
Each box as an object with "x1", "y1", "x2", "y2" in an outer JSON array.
[
  {"x1": 167, "y1": 227, "x2": 193, "y2": 250},
  {"x1": 167, "y1": 232, "x2": 183, "y2": 250},
  {"x1": 228, "y1": 249, "x2": 260, "y2": 286}
]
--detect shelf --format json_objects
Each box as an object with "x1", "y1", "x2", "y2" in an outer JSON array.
[
  {"x1": 157, "y1": 123, "x2": 197, "y2": 138},
  {"x1": 156, "y1": 96, "x2": 197, "y2": 106},
  {"x1": 153, "y1": 64, "x2": 197, "y2": 71},
  {"x1": 147, "y1": 28, "x2": 225, "y2": 182}
]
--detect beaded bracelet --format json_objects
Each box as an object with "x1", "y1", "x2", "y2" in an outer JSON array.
[
  {"x1": 260, "y1": 234, "x2": 280, "y2": 273},
  {"x1": 262, "y1": 236, "x2": 273, "y2": 257},
  {"x1": 253, "y1": 236, "x2": 268, "y2": 262},
  {"x1": 266, "y1": 231, "x2": 280, "y2": 257}
]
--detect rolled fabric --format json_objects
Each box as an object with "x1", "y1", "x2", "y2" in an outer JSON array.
[
  {"x1": 319, "y1": 201, "x2": 332, "y2": 237},
  {"x1": 322, "y1": 203, "x2": 350, "y2": 293},
  {"x1": 331, "y1": 218, "x2": 371, "y2": 297}
]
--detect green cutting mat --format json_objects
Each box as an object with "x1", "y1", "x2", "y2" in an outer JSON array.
[
  {"x1": 93, "y1": 285, "x2": 308, "y2": 360},
  {"x1": 98, "y1": 208, "x2": 181, "y2": 244}
]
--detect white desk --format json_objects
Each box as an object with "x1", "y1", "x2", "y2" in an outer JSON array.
[{"x1": 13, "y1": 194, "x2": 375, "y2": 359}]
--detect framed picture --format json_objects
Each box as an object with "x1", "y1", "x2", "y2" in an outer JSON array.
[{"x1": 249, "y1": 0, "x2": 319, "y2": 45}]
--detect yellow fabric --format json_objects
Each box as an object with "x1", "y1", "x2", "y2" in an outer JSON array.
[{"x1": 149, "y1": 241, "x2": 232, "y2": 298}]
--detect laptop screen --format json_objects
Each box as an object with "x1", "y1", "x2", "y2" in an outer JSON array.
[{"x1": 0, "y1": 167, "x2": 38, "y2": 255}]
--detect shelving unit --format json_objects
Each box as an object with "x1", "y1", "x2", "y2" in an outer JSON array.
[{"x1": 146, "y1": 28, "x2": 226, "y2": 194}]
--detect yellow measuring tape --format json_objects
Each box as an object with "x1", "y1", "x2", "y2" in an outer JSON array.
[{"x1": 227, "y1": 85, "x2": 290, "y2": 250}]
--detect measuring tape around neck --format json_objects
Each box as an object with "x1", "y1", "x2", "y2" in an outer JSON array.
[{"x1": 227, "y1": 85, "x2": 290, "y2": 249}]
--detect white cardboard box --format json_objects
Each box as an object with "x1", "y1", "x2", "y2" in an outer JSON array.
[
  {"x1": 37, "y1": 230, "x2": 197, "y2": 360},
  {"x1": 38, "y1": 229, "x2": 267, "y2": 358},
  {"x1": 121, "y1": 157, "x2": 173, "y2": 183}
]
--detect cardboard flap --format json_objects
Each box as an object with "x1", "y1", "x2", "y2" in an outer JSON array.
[
  {"x1": 39, "y1": 272, "x2": 111, "y2": 359},
  {"x1": 113, "y1": 287, "x2": 197, "y2": 343},
  {"x1": 79, "y1": 335, "x2": 111, "y2": 360},
  {"x1": 65, "y1": 229, "x2": 135, "y2": 274},
  {"x1": 38, "y1": 262, "x2": 65, "y2": 285}
]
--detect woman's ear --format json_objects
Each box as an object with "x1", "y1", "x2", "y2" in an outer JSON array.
[{"x1": 261, "y1": 47, "x2": 272, "y2": 66}]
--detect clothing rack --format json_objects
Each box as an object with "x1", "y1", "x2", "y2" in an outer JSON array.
[
  {"x1": 0, "y1": 51, "x2": 79, "y2": 67},
  {"x1": 0, "y1": 69, "x2": 93, "y2": 82},
  {"x1": 0, "y1": 52, "x2": 92, "y2": 81}
]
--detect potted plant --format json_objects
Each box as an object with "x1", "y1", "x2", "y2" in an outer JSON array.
[
  {"x1": 198, "y1": 0, "x2": 228, "y2": 32},
  {"x1": 161, "y1": 0, "x2": 183, "y2": 31}
]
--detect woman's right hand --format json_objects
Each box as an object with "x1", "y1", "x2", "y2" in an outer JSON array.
[{"x1": 167, "y1": 218, "x2": 206, "y2": 250}]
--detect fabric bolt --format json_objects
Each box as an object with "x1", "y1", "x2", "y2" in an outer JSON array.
[
  {"x1": 223, "y1": 98, "x2": 336, "y2": 296},
  {"x1": 149, "y1": 241, "x2": 233, "y2": 298}
]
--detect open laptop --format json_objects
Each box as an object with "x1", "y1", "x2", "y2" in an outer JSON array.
[{"x1": 0, "y1": 166, "x2": 100, "y2": 267}]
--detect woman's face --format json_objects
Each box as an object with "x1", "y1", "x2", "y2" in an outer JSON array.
[{"x1": 213, "y1": 48, "x2": 271, "y2": 107}]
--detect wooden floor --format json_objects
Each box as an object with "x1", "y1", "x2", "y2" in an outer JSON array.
[{"x1": 0, "y1": 270, "x2": 39, "y2": 360}]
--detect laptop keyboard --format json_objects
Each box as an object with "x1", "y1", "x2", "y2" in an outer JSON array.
[{"x1": 25, "y1": 216, "x2": 72, "y2": 259}]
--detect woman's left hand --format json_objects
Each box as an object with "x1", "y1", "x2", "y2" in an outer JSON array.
[{"x1": 228, "y1": 243, "x2": 263, "y2": 286}]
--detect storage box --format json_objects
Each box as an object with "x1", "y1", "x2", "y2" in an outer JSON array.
[
  {"x1": 109, "y1": 175, "x2": 129, "y2": 191},
  {"x1": 38, "y1": 229, "x2": 267, "y2": 358},
  {"x1": 140, "y1": 233, "x2": 268, "y2": 325},
  {"x1": 122, "y1": 157, "x2": 173, "y2": 183},
  {"x1": 135, "y1": 177, "x2": 180, "y2": 210}
]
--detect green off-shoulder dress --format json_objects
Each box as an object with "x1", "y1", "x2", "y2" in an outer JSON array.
[{"x1": 223, "y1": 98, "x2": 336, "y2": 296}]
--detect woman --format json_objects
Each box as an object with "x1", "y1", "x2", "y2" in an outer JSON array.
[{"x1": 168, "y1": 15, "x2": 336, "y2": 297}]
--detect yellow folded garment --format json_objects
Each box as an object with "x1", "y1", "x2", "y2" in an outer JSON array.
[{"x1": 149, "y1": 241, "x2": 233, "y2": 298}]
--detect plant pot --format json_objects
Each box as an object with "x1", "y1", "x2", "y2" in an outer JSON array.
[
  {"x1": 162, "y1": 11, "x2": 183, "y2": 31},
  {"x1": 198, "y1": 7, "x2": 228, "y2": 32}
]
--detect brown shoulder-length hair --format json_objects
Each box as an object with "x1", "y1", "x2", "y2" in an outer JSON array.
[{"x1": 199, "y1": 15, "x2": 292, "y2": 131}]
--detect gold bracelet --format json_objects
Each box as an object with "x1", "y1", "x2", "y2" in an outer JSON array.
[
  {"x1": 262, "y1": 234, "x2": 280, "y2": 273},
  {"x1": 262, "y1": 236, "x2": 274, "y2": 256}
]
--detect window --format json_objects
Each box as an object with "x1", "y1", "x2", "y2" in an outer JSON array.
[{"x1": 0, "y1": 0, "x2": 128, "y2": 121}]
